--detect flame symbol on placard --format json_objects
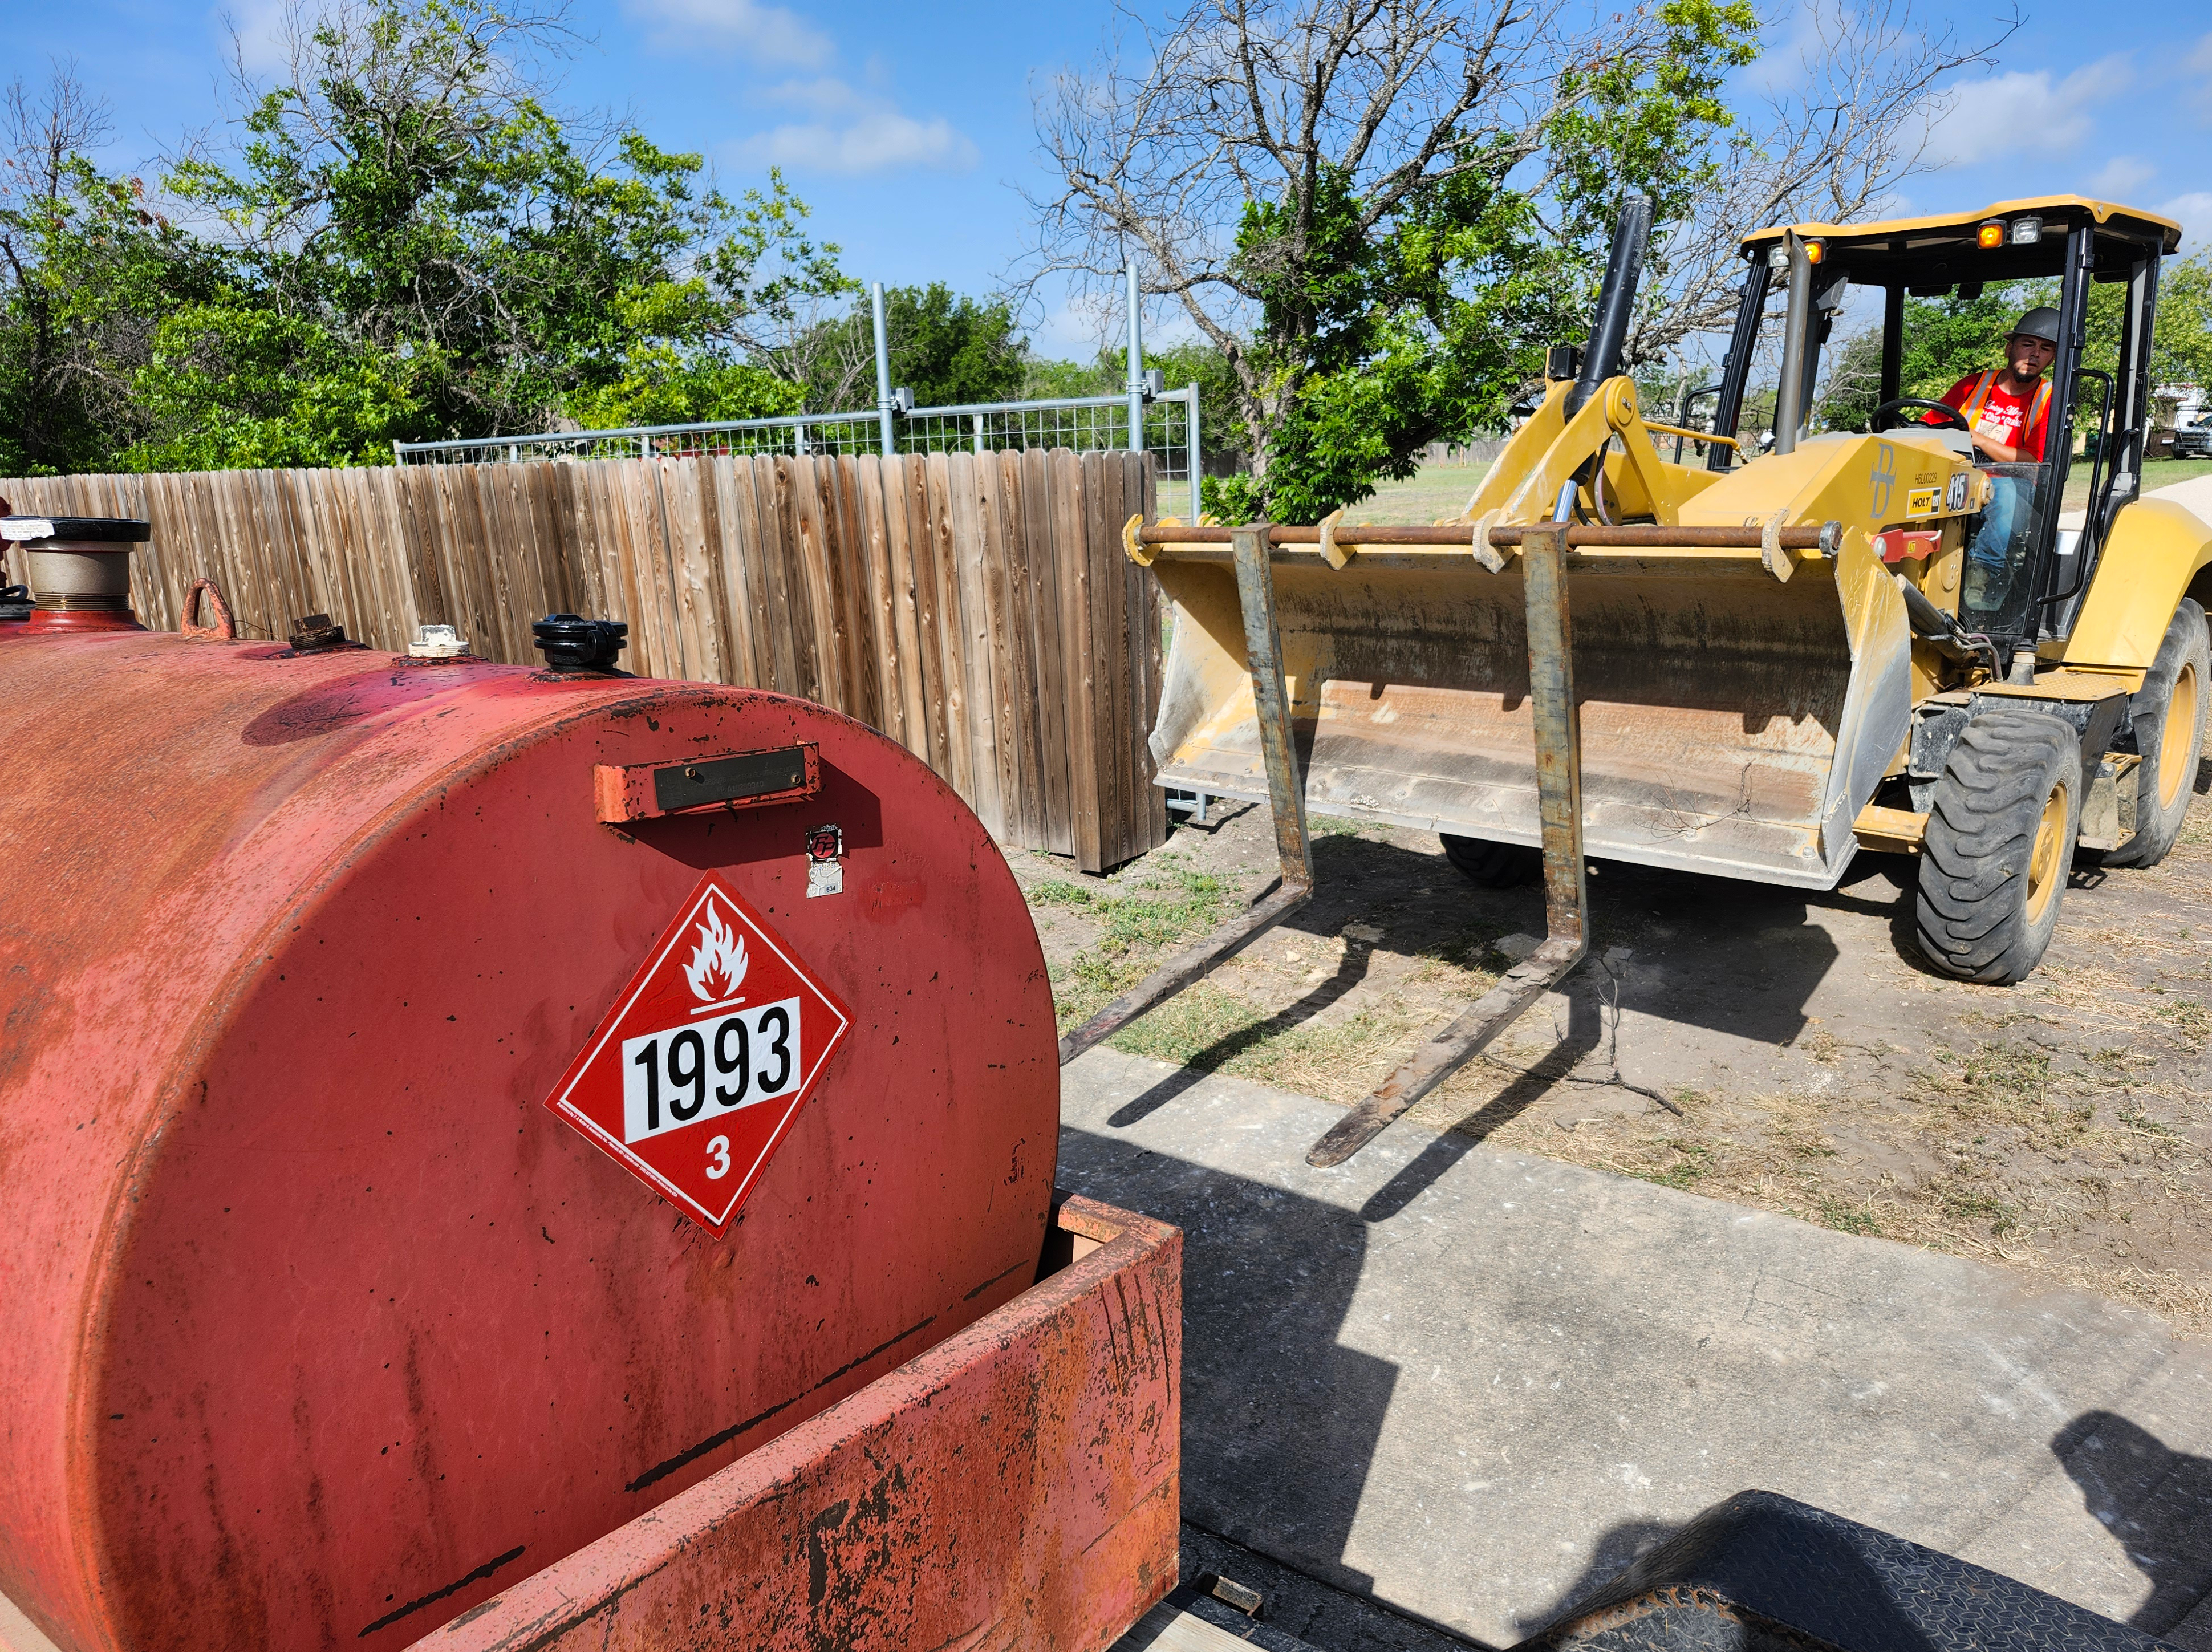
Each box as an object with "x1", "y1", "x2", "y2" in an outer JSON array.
[{"x1": 684, "y1": 903, "x2": 748, "y2": 1004}]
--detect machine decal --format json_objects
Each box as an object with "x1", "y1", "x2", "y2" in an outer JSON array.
[
  {"x1": 545, "y1": 872, "x2": 852, "y2": 1233},
  {"x1": 1945, "y1": 472, "x2": 1970, "y2": 512},
  {"x1": 1869, "y1": 443, "x2": 1897, "y2": 519},
  {"x1": 1906, "y1": 486, "x2": 1939, "y2": 517}
]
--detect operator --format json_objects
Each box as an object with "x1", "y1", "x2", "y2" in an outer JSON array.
[{"x1": 1926, "y1": 306, "x2": 2058, "y2": 614}]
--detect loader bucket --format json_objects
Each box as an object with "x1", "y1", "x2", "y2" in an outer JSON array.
[{"x1": 1147, "y1": 539, "x2": 1911, "y2": 890}]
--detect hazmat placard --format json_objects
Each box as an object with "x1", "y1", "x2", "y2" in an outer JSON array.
[{"x1": 545, "y1": 871, "x2": 851, "y2": 1234}]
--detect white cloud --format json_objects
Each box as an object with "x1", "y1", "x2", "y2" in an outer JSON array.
[
  {"x1": 2157, "y1": 192, "x2": 2212, "y2": 253},
  {"x1": 736, "y1": 109, "x2": 978, "y2": 175},
  {"x1": 764, "y1": 76, "x2": 868, "y2": 117},
  {"x1": 217, "y1": 0, "x2": 298, "y2": 74},
  {"x1": 2090, "y1": 156, "x2": 2156, "y2": 198},
  {"x1": 2191, "y1": 34, "x2": 2212, "y2": 120},
  {"x1": 621, "y1": 0, "x2": 833, "y2": 69},
  {"x1": 1735, "y1": 0, "x2": 1823, "y2": 96},
  {"x1": 1922, "y1": 58, "x2": 2133, "y2": 168}
]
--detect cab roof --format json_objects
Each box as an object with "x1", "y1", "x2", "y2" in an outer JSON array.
[{"x1": 1740, "y1": 197, "x2": 2182, "y2": 286}]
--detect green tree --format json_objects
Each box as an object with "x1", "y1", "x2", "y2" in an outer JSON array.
[
  {"x1": 1034, "y1": 0, "x2": 2000, "y2": 522},
  {"x1": 2151, "y1": 253, "x2": 2212, "y2": 391},
  {"x1": 789, "y1": 282, "x2": 1026, "y2": 413},
  {"x1": 0, "y1": 75, "x2": 214, "y2": 474},
  {"x1": 1818, "y1": 282, "x2": 2047, "y2": 431},
  {"x1": 131, "y1": 0, "x2": 846, "y2": 468},
  {"x1": 1819, "y1": 259, "x2": 2212, "y2": 436}
]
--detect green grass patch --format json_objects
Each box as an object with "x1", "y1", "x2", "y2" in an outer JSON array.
[
  {"x1": 2152, "y1": 997, "x2": 2211, "y2": 1048},
  {"x1": 1103, "y1": 981, "x2": 1275, "y2": 1068},
  {"x1": 1938, "y1": 1184, "x2": 2018, "y2": 1233},
  {"x1": 1031, "y1": 867, "x2": 1232, "y2": 953},
  {"x1": 2119, "y1": 1109, "x2": 2177, "y2": 1138},
  {"x1": 1308, "y1": 812, "x2": 1371, "y2": 838},
  {"x1": 1041, "y1": 866, "x2": 1242, "y2": 1028},
  {"x1": 1645, "y1": 1139, "x2": 1715, "y2": 1191},
  {"x1": 1817, "y1": 1197, "x2": 1882, "y2": 1237}
]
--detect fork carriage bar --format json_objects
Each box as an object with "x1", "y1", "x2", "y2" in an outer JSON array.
[
  {"x1": 1060, "y1": 518, "x2": 1602, "y2": 1168},
  {"x1": 1135, "y1": 521, "x2": 1842, "y2": 551}
]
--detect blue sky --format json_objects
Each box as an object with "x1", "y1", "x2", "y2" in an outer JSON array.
[{"x1": 13, "y1": 0, "x2": 2212, "y2": 358}]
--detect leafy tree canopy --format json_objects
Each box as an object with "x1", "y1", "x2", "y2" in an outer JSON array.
[
  {"x1": 1819, "y1": 257, "x2": 2212, "y2": 436},
  {"x1": 129, "y1": 0, "x2": 849, "y2": 468},
  {"x1": 0, "y1": 79, "x2": 219, "y2": 475},
  {"x1": 1, "y1": 1, "x2": 855, "y2": 473},
  {"x1": 1032, "y1": 0, "x2": 2014, "y2": 523},
  {"x1": 789, "y1": 282, "x2": 1026, "y2": 414}
]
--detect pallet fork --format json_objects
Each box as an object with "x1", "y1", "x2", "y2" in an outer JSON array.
[{"x1": 1057, "y1": 519, "x2": 1593, "y2": 1167}]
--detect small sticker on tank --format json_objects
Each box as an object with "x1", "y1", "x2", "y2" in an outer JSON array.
[{"x1": 805, "y1": 823, "x2": 844, "y2": 898}]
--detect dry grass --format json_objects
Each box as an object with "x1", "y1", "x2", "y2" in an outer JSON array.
[{"x1": 1461, "y1": 1040, "x2": 2212, "y2": 1334}]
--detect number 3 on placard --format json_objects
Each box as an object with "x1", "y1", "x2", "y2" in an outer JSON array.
[{"x1": 705, "y1": 1135, "x2": 732, "y2": 1180}]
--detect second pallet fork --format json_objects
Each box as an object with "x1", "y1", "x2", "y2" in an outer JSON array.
[{"x1": 1056, "y1": 520, "x2": 1592, "y2": 1168}]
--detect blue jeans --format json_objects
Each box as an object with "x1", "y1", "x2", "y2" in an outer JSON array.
[{"x1": 1962, "y1": 475, "x2": 2031, "y2": 620}]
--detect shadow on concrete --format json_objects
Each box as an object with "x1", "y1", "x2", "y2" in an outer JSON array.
[
  {"x1": 1057, "y1": 1123, "x2": 1400, "y2": 1600},
  {"x1": 1509, "y1": 1517, "x2": 1681, "y2": 1643},
  {"x1": 2053, "y1": 1411, "x2": 2212, "y2": 1636},
  {"x1": 1356, "y1": 980, "x2": 1608, "y2": 1223}
]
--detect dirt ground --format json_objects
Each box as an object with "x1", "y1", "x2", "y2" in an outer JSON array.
[{"x1": 1016, "y1": 767, "x2": 2212, "y2": 1338}]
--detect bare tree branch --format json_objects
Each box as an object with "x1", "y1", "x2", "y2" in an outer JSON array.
[{"x1": 1024, "y1": 0, "x2": 2014, "y2": 489}]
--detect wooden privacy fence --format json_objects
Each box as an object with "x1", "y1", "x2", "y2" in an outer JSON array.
[{"x1": 1, "y1": 450, "x2": 1167, "y2": 871}]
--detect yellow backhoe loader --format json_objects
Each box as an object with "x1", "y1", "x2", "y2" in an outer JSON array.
[{"x1": 1058, "y1": 194, "x2": 2211, "y2": 1166}]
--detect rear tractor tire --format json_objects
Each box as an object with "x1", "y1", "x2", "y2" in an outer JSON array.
[
  {"x1": 2103, "y1": 598, "x2": 2209, "y2": 869},
  {"x1": 1440, "y1": 834, "x2": 1544, "y2": 888},
  {"x1": 1914, "y1": 708, "x2": 2083, "y2": 984}
]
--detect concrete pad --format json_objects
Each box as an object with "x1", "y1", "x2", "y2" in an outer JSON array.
[
  {"x1": 1057, "y1": 1046, "x2": 2212, "y2": 1649},
  {"x1": 2147, "y1": 473, "x2": 2212, "y2": 521}
]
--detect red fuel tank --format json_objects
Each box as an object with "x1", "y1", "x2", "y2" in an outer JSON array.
[{"x1": 0, "y1": 603, "x2": 1060, "y2": 1650}]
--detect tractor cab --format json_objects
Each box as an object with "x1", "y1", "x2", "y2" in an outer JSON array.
[{"x1": 1711, "y1": 197, "x2": 2182, "y2": 672}]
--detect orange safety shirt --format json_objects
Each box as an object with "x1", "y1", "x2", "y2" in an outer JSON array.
[{"x1": 1929, "y1": 370, "x2": 2051, "y2": 462}]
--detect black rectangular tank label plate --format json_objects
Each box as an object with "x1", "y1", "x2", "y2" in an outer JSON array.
[
  {"x1": 596, "y1": 744, "x2": 820, "y2": 824},
  {"x1": 654, "y1": 748, "x2": 810, "y2": 812}
]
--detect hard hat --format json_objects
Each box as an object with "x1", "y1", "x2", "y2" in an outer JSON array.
[{"x1": 2009, "y1": 306, "x2": 2061, "y2": 345}]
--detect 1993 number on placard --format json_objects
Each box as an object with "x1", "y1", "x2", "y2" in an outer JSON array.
[{"x1": 622, "y1": 995, "x2": 801, "y2": 1144}]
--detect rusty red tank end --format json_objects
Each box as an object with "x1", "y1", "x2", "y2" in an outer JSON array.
[{"x1": 410, "y1": 1195, "x2": 1182, "y2": 1652}]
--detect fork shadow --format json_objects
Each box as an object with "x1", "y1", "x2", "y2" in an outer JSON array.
[{"x1": 1105, "y1": 928, "x2": 1385, "y2": 1130}]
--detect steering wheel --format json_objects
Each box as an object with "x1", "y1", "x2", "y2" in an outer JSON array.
[{"x1": 1871, "y1": 396, "x2": 1968, "y2": 432}]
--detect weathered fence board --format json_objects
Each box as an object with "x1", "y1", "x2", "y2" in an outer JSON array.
[{"x1": 1, "y1": 452, "x2": 1166, "y2": 871}]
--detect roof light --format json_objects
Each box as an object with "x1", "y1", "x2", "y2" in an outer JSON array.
[
  {"x1": 1803, "y1": 237, "x2": 1825, "y2": 265},
  {"x1": 1767, "y1": 243, "x2": 1788, "y2": 271},
  {"x1": 2008, "y1": 214, "x2": 2044, "y2": 246},
  {"x1": 1977, "y1": 220, "x2": 2006, "y2": 250}
]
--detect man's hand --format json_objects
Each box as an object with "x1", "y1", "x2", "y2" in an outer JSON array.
[{"x1": 1971, "y1": 428, "x2": 2020, "y2": 464}]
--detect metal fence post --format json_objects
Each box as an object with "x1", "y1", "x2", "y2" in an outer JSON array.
[
  {"x1": 1125, "y1": 259, "x2": 1144, "y2": 458},
  {"x1": 871, "y1": 282, "x2": 896, "y2": 457},
  {"x1": 1184, "y1": 386, "x2": 1201, "y2": 520}
]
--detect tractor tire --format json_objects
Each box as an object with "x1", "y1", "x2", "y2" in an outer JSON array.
[
  {"x1": 1914, "y1": 708, "x2": 2083, "y2": 984},
  {"x1": 1440, "y1": 833, "x2": 1544, "y2": 888},
  {"x1": 2103, "y1": 598, "x2": 2208, "y2": 869}
]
